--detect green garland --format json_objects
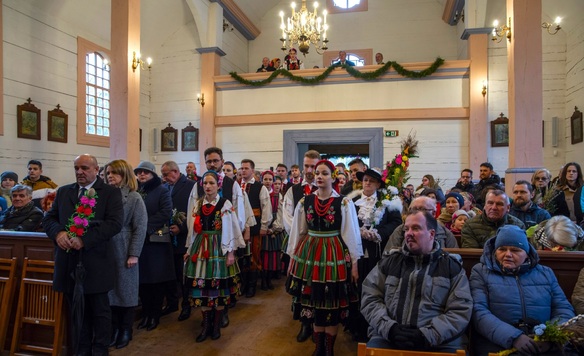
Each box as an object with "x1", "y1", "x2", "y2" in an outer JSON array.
[{"x1": 229, "y1": 57, "x2": 444, "y2": 87}]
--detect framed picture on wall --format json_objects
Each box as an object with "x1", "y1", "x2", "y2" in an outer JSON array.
[
  {"x1": 17, "y1": 98, "x2": 41, "y2": 140},
  {"x1": 181, "y1": 122, "x2": 199, "y2": 151},
  {"x1": 490, "y1": 113, "x2": 509, "y2": 147},
  {"x1": 571, "y1": 106, "x2": 583, "y2": 145},
  {"x1": 161, "y1": 123, "x2": 178, "y2": 151},
  {"x1": 47, "y1": 104, "x2": 68, "y2": 143}
]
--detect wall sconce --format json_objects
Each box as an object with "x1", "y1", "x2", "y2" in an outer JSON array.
[
  {"x1": 492, "y1": 17, "x2": 512, "y2": 43},
  {"x1": 542, "y1": 17, "x2": 562, "y2": 35},
  {"x1": 223, "y1": 19, "x2": 234, "y2": 32},
  {"x1": 131, "y1": 51, "x2": 152, "y2": 72},
  {"x1": 197, "y1": 93, "x2": 205, "y2": 107},
  {"x1": 482, "y1": 80, "x2": 488, "y2": 97}
]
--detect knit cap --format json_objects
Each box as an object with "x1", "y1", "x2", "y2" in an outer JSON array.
[
  {"x1": 494, "y1": 225, "x2": 530, "y2": 253},
  {"x1": 1, "y1": 171, "x2": 18, "y2": 183},
  {"x1": 445, "y1": 192, "x2": 464, "y2": 208},
  {"x1": 452, "y1": 209, "x2": 469, "y2": 222}
]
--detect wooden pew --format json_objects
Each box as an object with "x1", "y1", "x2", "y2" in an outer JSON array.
[
  {"x1": 444, "y1": 248, "x2": 584, "y2": 299},
  {"x1": 0, "y1": 231, "x2": 55, "y2": 353}
]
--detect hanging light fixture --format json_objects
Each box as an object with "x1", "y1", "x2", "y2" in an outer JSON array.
[{"x1": 279, "y1": 1, "x2": 329, "y2": 56}]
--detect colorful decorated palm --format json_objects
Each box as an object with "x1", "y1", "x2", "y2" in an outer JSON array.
[{"x1": 381, "y1": 132, "x2": 418, "y2": 192}]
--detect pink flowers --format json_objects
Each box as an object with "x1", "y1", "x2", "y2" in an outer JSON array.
[
  {"x1": 66, "y1": 189, "x2": 98, "y2": 241},
  {"x1": 395, "y1": 155, "x2": 403, "y2": 165},
  {"x1": 73, "y1": 216, "x2": 88, "y2": 227}
]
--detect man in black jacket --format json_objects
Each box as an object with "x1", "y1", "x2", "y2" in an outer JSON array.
[
  {"x1": 0, "y1": 184, "x2": 43, "y2": 231},
  {"x1": 161, "y1": 161, "x2": 196, "y2": 318}
]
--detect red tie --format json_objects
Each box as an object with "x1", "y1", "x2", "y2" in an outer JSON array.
[{"x1": 304, "y1": 185, "x2": 316, "y2": 196}]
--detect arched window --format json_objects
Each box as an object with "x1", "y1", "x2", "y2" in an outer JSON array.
[
  {"x1": 327, "y1": 0, "x2": 367, "y2": 14},
  {"x1": 77, "y1": 37, "x2": 110, "y2": 146},
  {"x1": 323, "y1": 49, "x2": 372, "y2": 67},
  {"x1": 330, "y1": 53, "x2": 366, "y2": 67}
]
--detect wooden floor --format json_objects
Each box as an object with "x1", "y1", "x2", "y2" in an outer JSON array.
[{"x1": 112, "y1": 277, "x2": 359, "y2": 356}]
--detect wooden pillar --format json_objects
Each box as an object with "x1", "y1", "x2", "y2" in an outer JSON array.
[
  {"x1": 465, "y1": 31, "x2": 490, "y2": 172},
  {"x1": 110, "y1": 0, "x2": 141, "y2": 166},
  {"x1": 505, "y1": 0, "x2": 543, "y2": 190},
  {"x1": 196, "y1": 47, "x2": 225, "y2": 165}
]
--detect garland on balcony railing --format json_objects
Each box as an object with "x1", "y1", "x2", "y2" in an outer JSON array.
[{"x1": 229, "y1": 57, "x2": 445, "y2": 87}]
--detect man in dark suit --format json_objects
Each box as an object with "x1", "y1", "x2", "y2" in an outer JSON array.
[
  {"x1": 43, "y1": 154, "x2": 123, "y2": 356},
  {"x1": 160, "y1": 161, "x2": 196, "y2": 319}
]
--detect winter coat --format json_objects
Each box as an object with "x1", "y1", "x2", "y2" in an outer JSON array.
[
  {"x1": 509, "y1": 203, "x2": 551, "y2": 229},
  {"x1": 472, "y1": 174, "x2": 502, "y2": 208},
  {"x1": 461, "y1": 213, "x2": 525, "y2": 248},
  {"x1": 108, "y1": 187, "x2": 147, "y2": 307},
  {"x1": 573, "y1": 268, "x2": 584, "y2": 315},
  {"x1": 361, "y1": 241, "x2": 472, "y2": 351},
  {"x1": 469, "y1": 236, "x2": 575, "y2": 355},
  {"x1": 137, "y1": 175, "x2": 174, "y2": 284},
  {"x1": 0, "y1": 201, "x2": 43, "y2": 231},
  {"x1": 385, "y1": 222, "x2": 459, "y2": 251}
]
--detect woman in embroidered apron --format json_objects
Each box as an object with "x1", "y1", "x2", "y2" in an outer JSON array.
[
  {"x1": 184, "y1": 170, "x2": 244, "y2": 342},
  {"x1": 260, "y1": 171, "x2": 285, "y2": 290},
  {"x1": 286, "y1": 160, "x2": 363, "y2": 355}
]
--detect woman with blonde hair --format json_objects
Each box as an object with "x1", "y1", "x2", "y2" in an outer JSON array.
[
  {"x1": 104, "y1": 159, "x2": 148, "y2": 349},
  {"x1": 530, "y1": 168, "x2": 552, "y2": 208},
  {"x1": 416, "y1": 174, "x2": 445, "y2": 204}
]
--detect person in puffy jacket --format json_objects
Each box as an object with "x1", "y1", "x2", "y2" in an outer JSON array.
[{"x1": 469, "y1": 225, "x2": 575, "y2": 355}]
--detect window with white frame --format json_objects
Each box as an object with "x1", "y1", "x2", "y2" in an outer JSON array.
[
  {"x1": 326, "y1": 0, "x2": 367, "y2": 14},
  {"x1": 85, "y1": 52, "x2": 110, "y2": 137}
]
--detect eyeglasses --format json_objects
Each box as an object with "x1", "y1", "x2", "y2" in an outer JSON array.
[{"x1": 534, "y1": 177, "x2": 549, "y2": 181}]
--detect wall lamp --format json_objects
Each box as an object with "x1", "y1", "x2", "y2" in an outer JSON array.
[
  {"x1": 132, "y1": 51, "x2": 152, "y2": 72},
  {"x1": 482, "y1": 80, "x2": 488, "y2": 97},
  {"x1": 197, "y1": 93, "x2": 205, "y2": 107},
  {"x1": 492, "y1": 18, "x2": 511, "y2": 43},
  {"x1": 542, "y1": 17, "x2": 562, "y2": 35}
]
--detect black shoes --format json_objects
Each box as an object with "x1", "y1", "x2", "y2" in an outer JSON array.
[
  {"x1": 221, "y1": 308, "x2": 229, "y2": 328},
  {"x1": 137, "y1": 317, "x2": 150, "y2": 330},
  {"x1": 178, "y1": 307, "x2": 191, "y2": 321},
  {"x1": 146, "y1": 318, "x2": 159, "y2": 331},
  {"x1": 108, "y1": 328, "x2": 119, "y2": 348},
  {"x1": 161, "y1": 305, "x2": 178, "y2": 316},
  {"x1": 297, "y1": 323, "x2": 313, "y2": 343},
  {"x1": 116, "y1": 329, "x2": 132, "y2": 349}
]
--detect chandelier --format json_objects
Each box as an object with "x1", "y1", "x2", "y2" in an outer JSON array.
[{"x1": 279, "y1": 1, "x2": 329, "y2": 56}]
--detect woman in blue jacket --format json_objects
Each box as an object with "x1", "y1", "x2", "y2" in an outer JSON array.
[{"x1": 469, "y1": 225, "x2": 574, "y2": 355}]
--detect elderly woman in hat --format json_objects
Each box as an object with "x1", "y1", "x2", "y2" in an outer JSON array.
[
  {"x1": 346, "y1": 167, "x2": 402, "y2": 342},
  {"x1": 469, "y1": 225, "x2": 575, "y2": 355},
  {"x1": 134, "y1": 161, "x2": 174, "y2": 332}
]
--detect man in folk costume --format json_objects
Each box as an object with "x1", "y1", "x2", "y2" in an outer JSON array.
[
  {"x1": 346, "y1": 168, "x2": 403, "y2": 342},
  {"x1": 281, "y1": 149, "x2": 321, "y2": 342},
  {"x1": 185, "y1": 147, "x2": 246, "y2": 326},
  {"x1": 238, "y1": 158, "x2": 272, "y2": 298},
  {"x1": 43, "y1": 154, "x2": 123, "y2": 356}
]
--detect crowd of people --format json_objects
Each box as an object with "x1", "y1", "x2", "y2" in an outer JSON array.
[
  {"x1": 2, "y1": 153, "x2": 584, "y2": 355},
  {"x1": 255, "y1": 50, "x2": 386, "y2": 73}
]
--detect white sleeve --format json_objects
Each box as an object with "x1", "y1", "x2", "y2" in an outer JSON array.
[
  {"x1": 259, "y1": 186, "x2": 273, "y2": 230},
  {"x1": 231, "y1": 182, "x2": 246, "y2": 231},
  {"x1": 286, "y1": 197, "x2": 308, "y2": 256},
  {"x1": 341, "y1": 197, "x2": 364, "y2": 264},
  {"x1": 243, "y1": 192, "x2": 257, "y2": 228},
  {"x1": 221, "y1": 200, "x2": 245, "y2": 254},
  {"x1": 185, "y1": 184, "x2": 199, "y2": 249},
  {"x1": 282, "y1": 187, "x2": 295, "y2": 234},
  {"x1": 272, "y1": 194, "x2": 284, "y2": 231}
]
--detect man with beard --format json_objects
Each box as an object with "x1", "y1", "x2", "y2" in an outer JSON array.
[
  {"x1": 472, "y1": 163, "x2": 502, "y2": 209},
  {"x1": 461, "y1": 190, "x2": 525, "y2": 248},
  {"x1": 509, "y1": 180, "x2": 550, "y2": 228},
  {"x1": 282, "y1": 149, "x2": 320, "y2": 342},
  {"x1": 451, "y1": 169, "x2": 475, "y2": 193}
]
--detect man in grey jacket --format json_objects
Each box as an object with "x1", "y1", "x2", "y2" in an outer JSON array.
[{"x1": 361, "y1": 211, "x2": 472, "y2": 352}]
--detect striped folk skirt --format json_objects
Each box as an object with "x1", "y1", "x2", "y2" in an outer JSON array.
[
  {"x1": 261, "y1": 230, "x2": 283, "y2": 272},
  {"x1": 185, "y1": 230, "x2": 240, "y2": 307},
  {"x1": 285, "y1": 230, "x2": 358, "y2": 326}
]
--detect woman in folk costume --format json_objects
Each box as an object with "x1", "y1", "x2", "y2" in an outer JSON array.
[
  {"x1": 260, "y1": 171, "x2": 285, "y2": 289},
  {"x1": 184, "y1": 170, "x2": 245, "y2": 342},
  {"x1": 286, "y1": 160, "x2": 363, "y2": 356},
  {"x1": 346, "y1": 168, "x2": 403, "y2": 342}
]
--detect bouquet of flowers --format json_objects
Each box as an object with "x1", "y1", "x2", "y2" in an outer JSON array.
[
  {"x1": 382, "y1": 132, "x2": 418, "y2": 192},
  {"x1": 497, "y1": 316, "x2": 584, "y2": 355},
  {"x1": 66, "y1": 188, "x2": 98, "y2": 239},
  {"x1": 170, "y1": 208, "x2": 186, "y2": 226}
]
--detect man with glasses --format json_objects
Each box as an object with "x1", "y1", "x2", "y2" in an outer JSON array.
[
  {"x1": 385, "y1": 196, "x2": 458, "y2": 251},
  {"x1": 451, "y1": 169, "x2": 475, "y2": 193}
]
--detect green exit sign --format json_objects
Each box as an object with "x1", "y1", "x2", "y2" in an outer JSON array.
[{"x1": 384, "y1": 130, "x2": 399, "y2": 137}]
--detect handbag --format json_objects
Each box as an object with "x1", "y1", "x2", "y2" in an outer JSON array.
[{"x1": 149, "y1": 225, "x2": 171, "y2": 243}]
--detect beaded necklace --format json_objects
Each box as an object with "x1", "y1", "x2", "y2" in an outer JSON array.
[{"x1": 314, "y1": 195, "x2": 334, "y2": 216}]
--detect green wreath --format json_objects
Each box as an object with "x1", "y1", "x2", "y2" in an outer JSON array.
[{"x1": 229, "y1": 57, "x2": 444, "y2": 87}]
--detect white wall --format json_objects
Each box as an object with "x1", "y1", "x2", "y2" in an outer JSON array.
[{"x1": 564, "y1": 20, "x2": 584, "y2": 163}]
